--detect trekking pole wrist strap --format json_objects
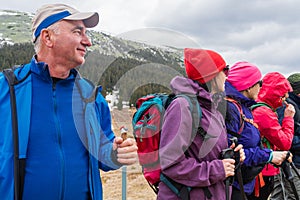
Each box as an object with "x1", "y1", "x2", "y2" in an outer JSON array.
[{"x1": 267, "y1": 150, "x2": 273, "y2": 163}]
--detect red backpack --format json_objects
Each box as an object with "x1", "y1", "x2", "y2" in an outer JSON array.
[{"x1": 132, "y1": 93, "x2": 202, "y2": 197}]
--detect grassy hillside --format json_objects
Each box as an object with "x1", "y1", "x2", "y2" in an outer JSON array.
[{"x1": 0, "y1": 10, "x2": 32, "y2": 44}]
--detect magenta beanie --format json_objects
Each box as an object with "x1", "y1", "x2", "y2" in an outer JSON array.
[{"x1": 227, "y1": 61, "x2": 262, "y2": 91}]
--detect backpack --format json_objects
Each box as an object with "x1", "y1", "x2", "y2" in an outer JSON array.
[
  {"x1": 132, "y1": 93, "x2": 203, "y2": 198},
  {"x1": 226, "y1": 97, "x2": 266, "y2": 184}
]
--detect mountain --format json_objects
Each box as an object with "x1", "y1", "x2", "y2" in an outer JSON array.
[
  {"x1": 0, "y1": 9, "x2": 183, "y2": 62},
  {"x1": 0, "y1": 9, "x2": 186, "y2": 106},
  {"x1": 0, "y1": 10, "x2": 33, "y2": 45}
]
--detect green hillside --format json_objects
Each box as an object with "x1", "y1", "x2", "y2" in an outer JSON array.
[{"x1": 0, "y1": 9, "x2": 185, "y2": 106}]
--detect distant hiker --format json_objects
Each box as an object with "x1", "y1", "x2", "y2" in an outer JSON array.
[
  {"x1": 157, "y1": 48, "x2": 245, "y2": 200},
  {"x1": 0, "y1": 3, "x2": 137, "y2": 200},
  {"x1": 224, "y1": 62, "x2": 289, "y2": 200},
  {"x1": 270, "y1": 73, "x2": 300, "y2": 200},
  {"x1": 252, "y1": 72, "x2": 295, "y2": 200}
]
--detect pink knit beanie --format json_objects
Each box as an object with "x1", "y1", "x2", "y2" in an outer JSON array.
[{"x1": 227, "y1": 61, "x2": 262, "y2": 91}]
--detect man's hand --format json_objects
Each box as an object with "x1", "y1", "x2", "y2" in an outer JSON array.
[{"x1": 113, "y1": 137, "x2": 138, "y2": 165}]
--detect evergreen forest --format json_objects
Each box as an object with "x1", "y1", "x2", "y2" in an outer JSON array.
[{"x1": 0, "y1": 43, "x2": 185, "y2": 107}]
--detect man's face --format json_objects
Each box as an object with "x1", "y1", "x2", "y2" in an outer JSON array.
[{"x1": 51, "y1": 20, "x2": 92, "y2": 68}]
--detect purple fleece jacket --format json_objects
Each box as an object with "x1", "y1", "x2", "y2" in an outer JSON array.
[{"x1": 157, "y1": 76, "x2": 230, "y2": 200}]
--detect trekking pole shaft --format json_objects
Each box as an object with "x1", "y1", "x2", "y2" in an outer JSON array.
[
  {"x1": 122, "y1": 166, "x2": 127, "y2": 200},
  {"x1": 288, "y1": 162, "x2": 300, "y2": 200},
  {"x1": 291, "y1": 162, "x2": 300, "y2": 179},
  {"x1": 225, "y1": 180, "x2": 230, "y2": 200},
  {"x1": 288, "y1": 179, "x2": 299, "y2": 200}
]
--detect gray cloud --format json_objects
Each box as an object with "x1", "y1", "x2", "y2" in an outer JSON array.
[
  {"x1": 2, "y1": 0, "x2": 299, "y2": 76},
  {"x1": 141, "y1": 0, "x2": 300, "y2": 75}
]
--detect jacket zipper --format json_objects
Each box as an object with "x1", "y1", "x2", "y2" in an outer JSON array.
[{"x1": 52, "y1": 82, "x2": 65, "y2": 200}]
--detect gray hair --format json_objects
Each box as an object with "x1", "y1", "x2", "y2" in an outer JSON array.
[{"x1": 34, "y1": 22, "x2": 61, "y2": 54}]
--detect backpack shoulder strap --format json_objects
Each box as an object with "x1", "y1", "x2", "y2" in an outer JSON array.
[
  {"x1": 251, "y1": 102, "x2": 275, "y2": 112},
  {"x1": 226, "y1": 97, "x2": 259, "y2": 137},
  {"x1": 225, "y1": 97, "x2": 245, "y2": 136},
  {"x1": 250, "y1": 102, "x2": 277, "y2": 150},
  {"x1": 175, "y1": 93, "x2": 202, "y2": 137},
  {"x1": 3, "y1": 68, "x2": 18, "y2": 85},
  {"x1": 3, "y1": 67, "x2": 26, "y2": 200},
  {"x1": 3, "y1": 65, "x2": 31, "y2": 85},
  {"x1": 224, "y1": 98, "x2": 248, "y2": 200}
]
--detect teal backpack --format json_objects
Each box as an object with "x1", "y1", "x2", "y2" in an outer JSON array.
[{"x1": 132, "y1": 93, "x2": 205, "y2": 200}]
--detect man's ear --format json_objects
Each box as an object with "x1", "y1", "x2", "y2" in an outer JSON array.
[{"x1": 40, "y1": 29, "x2": 53, "y2": 47}]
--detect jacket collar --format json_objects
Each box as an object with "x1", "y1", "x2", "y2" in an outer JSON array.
[
  {"x1": 30, "y1": 55, "x2": 78, "y2": 82},
  {"x1": 225, "y1": 81, "x2": 257, "y2": 107}
]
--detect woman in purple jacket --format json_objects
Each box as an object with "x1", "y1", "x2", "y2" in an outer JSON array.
[{"x1": 157, "y1": 48, "x2": 244, "y2": 200}]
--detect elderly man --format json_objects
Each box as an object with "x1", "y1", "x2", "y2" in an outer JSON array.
[{"x1": 0, "y1": 4, "x2": 137, "y2": 200}]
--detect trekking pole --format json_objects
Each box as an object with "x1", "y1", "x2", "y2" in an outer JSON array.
[
  {"x1": 222, "y1": 137, "x2": 243, "y2": 200},
  {"x1": 290, "y1": 162, "x2": 300, "y2": 199},
  {"x1": 281, "y1": 154, "x2": 299, "y2": 200},
  {"x1": 120, "y1": 127, "x2": 128, "y2": 200},
  {"x1": 122, "y1": 166, "x2": 127, "y2": 200},
  {"x1": 221, "y1": 148, "x2": 234, "y2": 200},
  {"x1": 290, "y1": 162, "x2": 300, "y2": 179},
  {"x1": 231, "y1": 138, "x2": 247, "y2": 200}
]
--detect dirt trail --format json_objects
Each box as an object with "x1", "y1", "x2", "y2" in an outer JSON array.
[
  {"x1": 101, "y1": 108, "x2": 156, "y2": 200},
  {"x1": 101, "y1": 164, "x2": 156, "y2": 200}
]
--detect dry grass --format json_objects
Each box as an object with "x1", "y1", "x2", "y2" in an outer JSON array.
[
  {"x1": 101, "y1": 164, "x2": 157, "y2": 200},
  {"x1": 101, "y1": 108, "x2": 157, "y2": 200}
]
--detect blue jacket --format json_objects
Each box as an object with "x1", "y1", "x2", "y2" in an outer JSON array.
[
  {"x1": 277, "y1": 92, "x2": 300, "y2": 167},
  {"x1": 225, "y1": 81, "x2": 271, "y2": 194},
  {"x1": 0, "y1": 57, "x2": 121, "y2": 200}
]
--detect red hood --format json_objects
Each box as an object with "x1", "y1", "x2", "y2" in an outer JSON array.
[{"x1": 257, "y1": 72, "x2": 292, "y2": 109}]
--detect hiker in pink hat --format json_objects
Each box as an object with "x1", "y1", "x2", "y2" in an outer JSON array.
[{"x1": 225, "y1": 62, "x2": 289, "y2": 200}]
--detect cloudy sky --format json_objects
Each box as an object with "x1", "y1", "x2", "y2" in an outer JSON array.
[{"x1": 2, "y1": 0, "x2": 300, "y2": 76}]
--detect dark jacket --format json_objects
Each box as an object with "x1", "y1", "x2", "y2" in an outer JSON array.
[{"x1": 277, "y1": 92, "x2": 300, "y2": 167}]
